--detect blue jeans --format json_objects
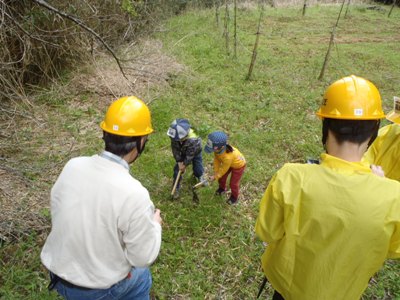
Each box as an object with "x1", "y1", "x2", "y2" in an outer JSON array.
[
  {"x1": 173, "y1": 152, "x2": 204, "y2": 189},
  {"x1": 53, "y1": 267, "x2": 152, "y2": 300}
]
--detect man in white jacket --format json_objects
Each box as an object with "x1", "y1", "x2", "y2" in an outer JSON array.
[{"x1": 41, "y1": 96, "x2": 162, "y2": 299}]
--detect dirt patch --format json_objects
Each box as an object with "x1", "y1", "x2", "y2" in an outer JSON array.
[
  {"x1": 67, "y1": 39, "x2": 186, "y2": 105},
  {"x1": 0, "y1": 39, "x2": 185, "y2": 243}
]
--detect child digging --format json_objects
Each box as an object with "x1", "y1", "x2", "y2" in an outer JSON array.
[
  {"x1": 167, "y1": 118, "x2": 206, "y2": 199},
  {"x1": 205, "y1": 131, "x2": 246, "y2": 205}
]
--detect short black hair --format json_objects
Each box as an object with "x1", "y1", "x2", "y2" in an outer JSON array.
[
  {"x1": 103, "y1": 131, "x2": 141, "y2": 157},
  {"x1": 322, "y1": 118, "x2": 380, "y2": 146}
]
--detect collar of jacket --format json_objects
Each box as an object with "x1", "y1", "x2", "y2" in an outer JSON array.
[
  {"x1": 100, "y1": 151, "x2": 129, "y2": 171},
  {"x1": 180, "y1": 128, "x2": 198, "y2": 141},
  {"x1": 320, "y1": 153, "x2": 372, "y2": 174}
]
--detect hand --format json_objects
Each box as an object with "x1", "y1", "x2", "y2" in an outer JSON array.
[
  {"x1": 153, "y1": 209, "x2": 162, "y2": 225},
  {"x1": 178, "y1": 162, "x2": 186, "y2": 173},
  {"x1": 209, "y1": 175, "x2": 215, "y2": 182},
  {"x1": 371, "y1": 165, "x2": 385, "y2": 177}
]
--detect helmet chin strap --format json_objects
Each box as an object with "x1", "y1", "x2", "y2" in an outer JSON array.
[
  {"x1": 136, "y1": 137, "x2": 145, "y2": 155},
  {"x1": 322, "y1": 119, "x2": 329, "y2": 150},
  {"x1": 129, "y1": 137, "x2": 147, "y2": 163},
  {"x1": 217, "y1": 146, "x2": 226, "y2": 154}
]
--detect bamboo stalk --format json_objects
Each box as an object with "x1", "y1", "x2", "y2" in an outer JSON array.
[
  {"x1": 246, "y1": 6, "x2": 264, "y2": 80},
  {"x1": 215, "y1": 0, "x2": 220, "y2": 26},
  {"x1": 388, "y1": 0, "x2": 396, "y2": 18},
  {"x1": 302, "y1": 0, "x2": 308, "y2": 16},
  {"x1": 318, "y1": 0, "x2": 346, "y2": 81},
  {"x1": 234, "y1": 0, "x2": 237, "y2": 58},
  {"x1": 344, "y1": 0, "x2": 351, "y2": 18},
  {"x1": 223, "y1": 0, "x2": 230, "y2": 56}
]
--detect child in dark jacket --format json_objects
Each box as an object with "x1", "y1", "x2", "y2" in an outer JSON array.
[{"x1": 167, "y1": 118, "x2": 206, "y2": 198}]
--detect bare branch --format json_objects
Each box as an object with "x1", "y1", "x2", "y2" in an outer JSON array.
[
  {"x1": 0, "y1": 0, "x2": 6, "y2": 30},
  {"x1": 30, "y1": 0, "x2": 128, "y2": 80},
  {"x1": 3, "y1": 10, "x2": 60, "y2": 47},
  {"x1": 0, "y1": 26, "x2": 27, "y2": 66}
]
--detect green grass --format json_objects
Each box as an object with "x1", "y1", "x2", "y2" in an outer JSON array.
[{"x1": 1, "y1": 3, "x2": 400, "y2": 299}]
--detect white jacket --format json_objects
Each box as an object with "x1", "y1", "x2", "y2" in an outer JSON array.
[{"x1": 41, "y1": 154, "x2": 161, "y2": 288}]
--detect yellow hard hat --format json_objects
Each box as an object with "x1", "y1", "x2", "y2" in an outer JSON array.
[
  {"x1": 386, "y1": 96, "x2": 400, "y2": 124},
  {"x1": 316, "y1": 75, "x2": 385, "y2": 120},
  {"x1": 100, "y1": 96, "x2": 154, "y2": 136}
]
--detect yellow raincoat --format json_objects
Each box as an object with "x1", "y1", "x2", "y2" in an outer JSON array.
[
  {"x1": 364, "y1": 124, "x2": 400, "y2": 181},
  {"x1": 255, "y1": 153, "x2": 400, "y2": 300},
  {"x1": 213, "y1": 147, "x2": 245, "y2": 180}
]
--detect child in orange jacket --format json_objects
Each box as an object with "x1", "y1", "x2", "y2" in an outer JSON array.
[{"x1": 204, "y1": 131, "x2": 246, "y2": 205}]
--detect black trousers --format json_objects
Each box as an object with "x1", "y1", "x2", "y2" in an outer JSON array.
[{"x1": 273, "y1": 290, "x2": 285, "y2": 300}]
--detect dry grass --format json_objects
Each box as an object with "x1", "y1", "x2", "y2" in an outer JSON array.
[
  {"x1": 67, "y1": 40, "x2": 186, "y2": 102},
  {"x1": 0, "y1": 39, "x2": 185, "y2": 244},
  {"x1": 236, "y1": 0, "x2": 371, "y2": 9},
  {"x1": 0, "y1": 168, "x2": 48, "y2": 243},
  {"x1": 273, "y1": 0, "x2": 371, "y2": 7}
]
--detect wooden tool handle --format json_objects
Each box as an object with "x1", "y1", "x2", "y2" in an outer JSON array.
[
  {"x1": 192, "y1": 181, "x2": 204, "y2": 189},
  {"x1": 171, "y1": 170, "x2": 182, "y2": 196}
]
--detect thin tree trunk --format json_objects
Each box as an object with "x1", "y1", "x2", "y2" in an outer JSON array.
[
  {"x1": 344, "y1": 0, "x2": 351, "y2": 18},
  {"x1": 215, "y1": 0, "x2": 220, "y2": 26},
  {"x1": 234, "y1": 0, "x2": 237, "y2": 58},
  {"x1": 302, "y1": 0, "x2": 308, "y2": 16},
  {"x1": 318, "y1": 0, "x2": 346, "y2": 80},
  {"x1": 388, "y1": 0, "x2": 396, "y2": 18},
  {"x1": 223, "y1": 0, "x2": 230, "y2": 56},
  {"x1": 246, "y1": 6, "x2": 264, "y2": 80}
]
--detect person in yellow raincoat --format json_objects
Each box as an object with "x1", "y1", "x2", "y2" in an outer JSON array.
[
  {"x1": 364, "y1": 96, "x2": 400, "y2": 181},
  {"x1": 255, "y1": 75, "x2": 400, "y2": 300},
  {"x1": 204, "y1": 131, "x2": 246, "y2": 205}
]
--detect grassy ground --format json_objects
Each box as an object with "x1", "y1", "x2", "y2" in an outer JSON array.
[{"x1": 1, "y1": 3, "x2": 400, "y2": 299}]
